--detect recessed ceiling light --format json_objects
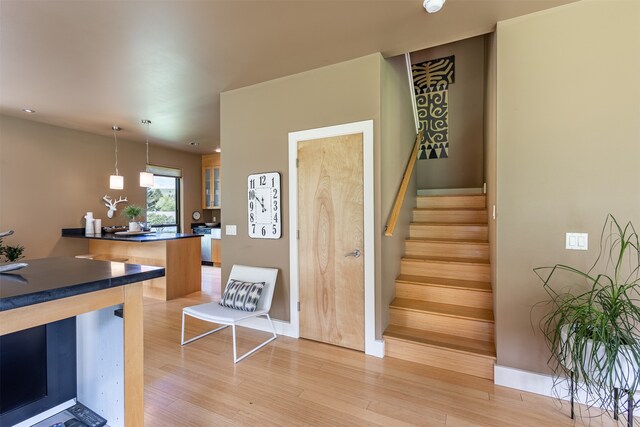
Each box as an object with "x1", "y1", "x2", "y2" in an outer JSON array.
[
  {"x1": 112, "y1": 125, "x2": 122, "y2": 131},
  {"x1": 22, "y1": 108, "x2": 36, "y2": 113},
  {"x1": 423, "y1": 0, "x2": 446, "y2": 13},
  {"x1": 189, "y1": 141, "x2": 200, "y2": 146},
  {"x1": 214, "y1": 147, "x2": 221, "y2": 153}
]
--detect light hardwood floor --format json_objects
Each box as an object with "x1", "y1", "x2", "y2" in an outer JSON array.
[{"x1": 142, "y1": 266, "x2": 620, "y2": 426}]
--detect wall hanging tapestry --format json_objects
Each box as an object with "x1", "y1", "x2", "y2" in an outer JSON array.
[{"x1": 412, "y1": 55, "x2": 455, "y2": 159}]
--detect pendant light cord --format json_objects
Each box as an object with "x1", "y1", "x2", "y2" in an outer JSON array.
[
  {"x1": 145, "y1": 120, "x2": 150, "y2": 166},
  {"x1": 114, "y1": 130, "x2": 120, "y2": 176}
]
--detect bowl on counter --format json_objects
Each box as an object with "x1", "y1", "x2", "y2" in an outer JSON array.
[
  {"x1": 103, "y1": 226, "x2": 128, "y2": 233},
  {"x1": 204, "y1": 222, "x2": 219, "y2": 227}
]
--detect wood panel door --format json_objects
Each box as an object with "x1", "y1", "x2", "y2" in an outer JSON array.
[{"x1": 298, "y1": 133, "x2": 364, "y2": 351}]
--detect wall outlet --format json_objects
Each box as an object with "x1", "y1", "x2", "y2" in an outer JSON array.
[
  {"x1": 226, "y1": 225, "x2": 237, "y2": 236},
  {"x1": 566, "y1": 232, "x2": 588, "y2": 250},
  {"x1": 213, "y1": 216, "x2": 217, "y2": 222}
]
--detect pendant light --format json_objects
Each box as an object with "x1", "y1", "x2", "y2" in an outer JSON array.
[
  {"x1": 109, "y1": 125, "x2": 124, "y2": 189},
  {"x1": 140, "y1": 119, "x2": 154, "y2": 187}
]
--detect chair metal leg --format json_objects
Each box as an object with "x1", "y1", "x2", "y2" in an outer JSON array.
[
  {"x1": 181, "y1": 311, "x2": 229, "y2": 346},
  {"x1": 232, "y1": 324, "x2": 237, "y2": 362},
  {"x1": 182, "y1": 310, "x2": 278, "y2": 363},
  {"x1": 615, "y1": 387, "x2": 619, "y2": 421},
  {"x1": 181, "y1": 311, "x2": 186, "y2": 345},
  {"x1": 232, "y1": 314, "x2": 278, "y2": 363}
]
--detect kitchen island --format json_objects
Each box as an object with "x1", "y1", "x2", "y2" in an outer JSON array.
[
  {"x1": 0, "y1": 257, "x2": 165, "y2": 427},
  {"x1": 62, "y1": 229, "x2": 201, "y2": 300}
]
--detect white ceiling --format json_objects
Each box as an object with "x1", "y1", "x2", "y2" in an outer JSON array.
[{"x1": 0, "y1": 0, "x2": 577, "y2": 153}]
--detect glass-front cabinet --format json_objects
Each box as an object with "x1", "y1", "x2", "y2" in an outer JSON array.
[{"x1": 202, "y1": 153, "x2": 221, "y2": 209}]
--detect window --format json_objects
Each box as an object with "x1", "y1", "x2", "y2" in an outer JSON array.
[{"x1": 146, "y1": 175, "x2": 181, "y2": 233}]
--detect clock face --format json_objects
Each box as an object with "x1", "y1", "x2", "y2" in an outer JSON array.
[
  {"x1": 192, "y1": 211, "x2": 201, "y2": 221},
  {"x1": 248, "y1": 172, "x2": 281, "y2": 239}
]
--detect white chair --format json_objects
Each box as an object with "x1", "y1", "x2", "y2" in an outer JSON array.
[{"x1": 181, "y1": 264, "x2": 278, "y2": 363}]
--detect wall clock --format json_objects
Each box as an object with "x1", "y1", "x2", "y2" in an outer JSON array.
[
  {"x1": 248, "y1": 172, "x2": 281, "y2": 239},
  {"x1": 192, "y1": 211, "x2": 201, "y2": 221}
]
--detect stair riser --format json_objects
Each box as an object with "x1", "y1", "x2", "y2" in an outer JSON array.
[
  {"x1": 409, "y1": 225, "x2": 488, "y2": 240},
  {"x1": 416, "y1": 195, "x2": 486, "y2": 209},
  {"x1": 389, "y1": 308, "x2": 494, "y2": 341},
  {"x1": 385, "y1": 337, "x2": 495, "y2": 380},
  {"x1": 395, "y1": 283, "x2": 493, "y2": 309},
  {"x1": 405, "y1": 241, "x2": 489, "y2": 260},
  {"x1": 401, "y1": 260, "x2": 490, "y2": 282},
  {"x1": 413, "y1": 210, "x2": 488, "y2": 224}
]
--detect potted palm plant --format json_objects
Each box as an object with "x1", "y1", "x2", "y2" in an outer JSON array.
[
  {"x1": 0, "y1": 233, "x2": 24, "y2": 262},
  {"x1": 121, "y1": 204, "x2": 145, "y2": 232},
  {"x1": 535, "y1": 214, "x2": 640, "y2": 422}
]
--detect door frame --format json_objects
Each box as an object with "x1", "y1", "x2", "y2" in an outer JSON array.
[{"x1": 288, "y1": 120, "x2": 383, "y2": 357}]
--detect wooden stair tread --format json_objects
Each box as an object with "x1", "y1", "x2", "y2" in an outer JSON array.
[
  {"x1": 417, "y1": 194, "x2": 485, "y2": 199},
  {"x1": 390, "y1": 298, "x2": 494, "y2": 322},
  {"x1": 406, "y1": 238, "x2": 488, "y2": 244},
  {"x1": 396, "y1": 274, "x2": 492, "y2": 291},
  {"x1": 411, "y1": 222, "x2": 487, "y2": 226},
  {"x1": 413, "y1": 207, "x2": 487, "y2": 211},
  {"x1": 384, "y1": 324, "x2": 496, "y2": 358},
  {"x1": 402, "y1": 255, "x2": 490, "y2": 265}
]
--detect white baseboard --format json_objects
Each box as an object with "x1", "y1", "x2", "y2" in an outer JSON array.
[
  {"x1": 237, "y1": 316, "x2": 297, "y2": 338},
  {"x1": 495, "y1": 364, "x2": 640, "y2": 416},
  {"x1": 240, "y1": 317, "x2": 386, "y2": 358},
  {"x1": 494, "y1": 365, "x2": 555, "y2": 397}
]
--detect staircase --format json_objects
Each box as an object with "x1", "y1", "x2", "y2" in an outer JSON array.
[{"x1": 383, "y1": 192, "x2": 496, "y2": 380}]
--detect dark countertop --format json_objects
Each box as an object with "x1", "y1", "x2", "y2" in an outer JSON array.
[
  {"x1": 62, "y1": 228, "x2": 200, "y2": 242},
  {"x1": 0, "y1": 257, "x2": 165, "y2": 311}
]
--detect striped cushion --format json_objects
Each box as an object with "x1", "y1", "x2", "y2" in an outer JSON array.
[{"x1": 219, "y1": 280, "x2": 265, "y2": 312}]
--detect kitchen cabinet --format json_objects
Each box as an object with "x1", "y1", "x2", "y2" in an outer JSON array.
[
  {"x1": 62, "y1": 231, "x2": 202, "y2": 301},
  {"x1": 0, "y1": 257, "x2": 164, "y2": 427},
  {"x1": 211, "y1": 238, "x2": 221, "y2": 265},
  {"x1": 202, "y1": 153, "x2": 221, "y2": 209}
]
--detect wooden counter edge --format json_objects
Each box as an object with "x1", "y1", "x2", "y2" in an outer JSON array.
[{"x1": 0, "y1": 284, "x2": 145, "y2": 427}]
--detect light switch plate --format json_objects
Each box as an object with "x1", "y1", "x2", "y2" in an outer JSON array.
[
  {"x1": 226, "y1": 225, "x2": 237, "y2": 236},
  {"x1": 566, "y1": 232, "x2": 588, "y2": 250}
]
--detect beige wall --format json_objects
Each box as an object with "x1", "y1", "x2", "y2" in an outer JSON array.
[
  {"x1": 0, "y1": 115, "x2": 202, "y2": 259},
  {"x1": 496, "y1": 0, "x2": 640, "y2": 373},
  {"x1": 221, "y1": 53, "x2": 417, "y2": 328},
  {"x1": 412, "y1": 35, "x2": 486, "y2": 190},
  {"x1": 379, "y1": 55, "x2": 419, "y2": 332}
]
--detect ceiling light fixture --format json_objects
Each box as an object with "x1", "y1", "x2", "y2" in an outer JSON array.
[
  {"x1": 22, "y1": 108, "x2": 36, "y2": 113},
  {"x1": 214, "y1": 147, "x2": 221, "y2": 153},
  {"x1": 109, "y1": 125, "x2": 124, "y2": 190},
  {"x1": 423, "y1": 0, "x2": 446, "y2": 13},
  {"x1": 189, "y1": 141, "x2": 200, "y2": 146},
  {"x1": 140, "y1": 119, "x2": 154, "y2": 187}
]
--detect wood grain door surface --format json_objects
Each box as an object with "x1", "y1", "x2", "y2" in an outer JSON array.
[{"x1": 298, "y1": 133, "x2": 364, "y2": 351}]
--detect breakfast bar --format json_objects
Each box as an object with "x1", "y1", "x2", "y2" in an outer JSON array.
[
  {"x1": 62, "y1": 229, "x2": 201, "y2": 300},
  {"x1": 0, "y1": 257, "x2": 165, "y2": 427}
]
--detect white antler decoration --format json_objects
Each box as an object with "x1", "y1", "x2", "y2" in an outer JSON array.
[
  {"x1": 103, "y1": 195, "x2": 128, "y2": 218},
  {"x1": 0, "y1": 230, "x2": 14, "y2": 238}
]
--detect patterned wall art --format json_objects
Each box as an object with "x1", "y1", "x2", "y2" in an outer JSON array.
[{"x1": 412, "y1": 55, "x2": 455, "y2": 159}]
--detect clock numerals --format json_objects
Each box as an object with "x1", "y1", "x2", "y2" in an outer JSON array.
[{"x1": 248, "y1": 172, "x2": 281, "y2": 239}]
